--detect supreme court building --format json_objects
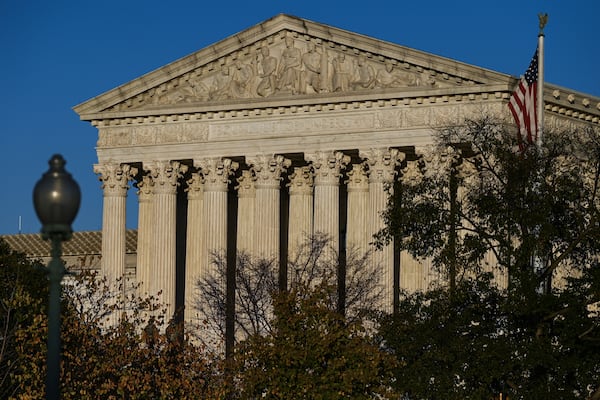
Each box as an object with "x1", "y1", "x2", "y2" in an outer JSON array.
[{"x1": 70, "y1": 14, "x2": 600, "y2": 326}]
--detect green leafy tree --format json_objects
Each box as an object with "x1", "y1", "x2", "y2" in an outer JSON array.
[
  {"x1": 377, "y1": 116, "x2": 600, "y2": 399},
  {"x1": 379, "y1": 276, "x2": 510, "y2": 399},
  {"x1": 234, "y1": 279, "x2": 398, "y2": 399}
]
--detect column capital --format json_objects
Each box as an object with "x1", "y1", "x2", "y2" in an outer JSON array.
[
  {"x1": 136, "y1": 174, "x2": 154, "y2": 202},
  {"x1": 399, "y1": 159, "x2": 422, "y2": 184},
  {"x1": 186, "y1": 172, "x2": 205, "y2": 200},
  {"x1": 195, "y1": 157, "x2": 239, "y2": 191},
  {"x1": 360, "y1": 148, "x2": 404, "y2": 183},
  {"x1": 247, "y1": 154, "x2": 291, "y2": 189},
  {"x1": 288, "y1": 166, "x2": 313, "y2": 195},
  {"x1": 143, "y1": 160, "x2": 188, "y2": 195},
  {"x1": 94, "y1": 162, "x2": 137, "y2": 197},
  {"x1": 236, "y1": 170, "x2": 256, "y2": 198},
  {"x1": 346, "y1": 164, "x2": 369, "y2": 192},
  {"x1": 305, "y1": 151, "x2": 350, "y2": 186},
  {"x1": 416, "y1": 145, "x2": 461, "y2": 179}
]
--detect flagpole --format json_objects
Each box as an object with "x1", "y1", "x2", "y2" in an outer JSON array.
[
  {"x1": 536, "y1": 14, "x2": 550, "y2": 293},
  {"x1": 537, "y1": 13, "x2": 548, "y2": 149}
]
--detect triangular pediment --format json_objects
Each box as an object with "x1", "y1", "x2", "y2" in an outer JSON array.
[{"x1": 74, "y1": 14, "x2": 516, "y2": 119}]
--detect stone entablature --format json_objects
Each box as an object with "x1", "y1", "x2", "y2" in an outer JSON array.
[
  {"x1": 94, "y1": 105, "x2": 598, "y2": 168},
  {"x1": 94, "y1": 96, "x2": 509, "y2": 164},
  {"x1": 93, "y1": 89, "x2": 598, "y2": 154}
]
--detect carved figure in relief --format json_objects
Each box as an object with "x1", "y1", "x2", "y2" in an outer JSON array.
[
  {"x1": 168, "y1": 80, "x2": 210, "y2": 104},
  {"x1": 256, "y1": 46, "x2": 278, "y2": 97},
  {"x1": 351, "y1": 55, "x2": 376, "y2": 90},
  {"x1": 301, "y1": 42, "x2": 323, "y2": 93},
  {"x1": 276, "y1": 35, "x2": 302, "y2": 94},
  {"x1": 230, "y1": 60, "x2": 253, "y2": 98},
  {"x1": 209, "y1": 66, "x2": 234, "y2": 100},
  {"x1": 131, "y1": 41, "x2": 451, "y2": 109},
  {"x1": 375, "y1": 61, "x2": 420, "y2": 88},
  {"x1": 332, "y1": 53, "x2": 353, "y2": 92}
]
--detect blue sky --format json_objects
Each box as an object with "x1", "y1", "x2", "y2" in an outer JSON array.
[{"x1": 1, "y1": 0, "x2": 598, "y2": 235}]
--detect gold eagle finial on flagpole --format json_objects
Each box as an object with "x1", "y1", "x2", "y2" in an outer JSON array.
[{"x1": 538, "y1": 13, "x2": 549, "y2": 35}]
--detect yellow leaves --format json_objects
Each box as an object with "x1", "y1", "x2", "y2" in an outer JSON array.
[{"x1": 6, "y1": 272, "x2": 223, "y2": 399}]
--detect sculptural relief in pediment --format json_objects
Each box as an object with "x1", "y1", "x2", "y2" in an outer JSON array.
[{"x1": 108, "y1": 31, "x2": 478, "y2": 112}]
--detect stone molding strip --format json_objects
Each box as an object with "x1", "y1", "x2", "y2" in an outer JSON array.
[
  {"x1": 90, "y1": 84, "x2": 512, "y2": 127},
  {"x1": 89, "y1": 87, "x2": 600, "y2": 132}
]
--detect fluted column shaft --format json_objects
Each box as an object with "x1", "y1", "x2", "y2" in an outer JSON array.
[
  {"x1": 248, "y1": 155, "x2": 291, "y2": 260},
  {"x1": 236, "y1": 170, "x2": 255, "y2": 254},
  {"x1": 361, "y1": 148, "x2": 402, "y2": 312},
  {"x1": 136, "y1": 175, "x2": 154, "y2": 297},
  {"x1": 287, "y1": 166, "x2": 314, "y2": 259},
  {"x1": 144, "y1": 160, "x2": 187, "y2": 320},
  {"x1": 305, "y1": 151, "x2": 349, "y2": 254},
  {"x1": 195, "y1": 158, "x2": 238, "y2": 275},
  {"x1": 185, "y1": 172, "x2": 204, "y2": 325},
  {"x1": 195, "y1": 158, "x2": 238, "y2": 350},
  {"x1": 396, "y1": 159, "x2": 427, "y2": 292},
  {"x1": 399, "y1": 252, "x2": 424, "y2": 292},
  {"x1": 346, "y1": 164, "x2": 369, "y2": 254},
  {"x1": 94, "y1": 163, "x2": 137, "y2": 290}
]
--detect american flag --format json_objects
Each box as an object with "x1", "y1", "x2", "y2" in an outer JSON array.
[{"x1": 508, "y1": 49, "x2": 539, "y2": 152}]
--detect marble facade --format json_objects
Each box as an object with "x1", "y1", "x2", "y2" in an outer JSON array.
[{"x1": 74, "y1": 15, "x2": 600, "y2": 323}]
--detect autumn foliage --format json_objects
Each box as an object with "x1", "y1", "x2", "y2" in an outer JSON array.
[{"x1": 3, "y1": 265, "x2": 225, "y2": 399}]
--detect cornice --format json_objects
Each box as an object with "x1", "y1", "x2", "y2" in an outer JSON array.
[
  {"x1": 544, "y1": 83, "x2": 600, "y2": 124},
  {"x1": 88, "y1": 84, "x2": 600, "y2": 128},
  {"x1": 89, "y1": 84, "x2": 512, "y2": 127}
]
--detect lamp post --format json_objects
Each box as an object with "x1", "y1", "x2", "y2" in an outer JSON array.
[{"x1": 33, "y1": 154, "x2": 81, "y2": 400}]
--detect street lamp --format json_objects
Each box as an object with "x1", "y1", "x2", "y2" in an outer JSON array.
[{"x1": 33, "y1": 154, "x2": 81, "y2": 400}]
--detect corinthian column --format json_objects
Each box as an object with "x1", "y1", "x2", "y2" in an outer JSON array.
[
  {"x1": 287, "y1": 166, "x2": 313, "y2": 260},
  {"x1": 195, "y1": 158, "x2": 238, "y2": 274},
  {"x1": 94, "y1": 162, "x2": 137, "y2": 290},
  {"x1": 247, "y1": 154, "x2": 291, "y2": 260},
  {"x1": 236, "y1": 170, "x2": 255, "y2": 254},
  {"x1": 136, "y1": 174, "x2": 154, "y2": 298},
  {"x1": 184, "y1": 172, "x2": 204, "y2": 326},
  {"x1": 305, "y1": 151, "x2": 350, "y2": 255},
  {"x1": 360, "y1": 148, "x2": 403, "y2": 313},
  {"x1": 144, "y1": 160, "x2": 187, "y2": 320},
  {"x1": 345, "y1": 163, "x2": 369, "y2": 254}
]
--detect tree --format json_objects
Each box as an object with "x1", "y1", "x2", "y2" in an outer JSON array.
[
  {"x1": 194, "y1": 250, "x2": 278, "y2": 348},
  {"x1": 195, "y1": 233, "x2": 383, "y2": 348},
  {"x1": 233, "y1": 279, "x2": 398, "y2": 399},
  {"x1": 376, "y1": 116, "x2": 600, "y2": 398},
  {"x1": 0, "y1": 239, "x2": 47, "y2": 399},
  {"x1": 379, "y1": 275, "x2": 510, "y2": 399},
  {"x1": 10, "y1": 270, "x2": 225, "y2": 399}
]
